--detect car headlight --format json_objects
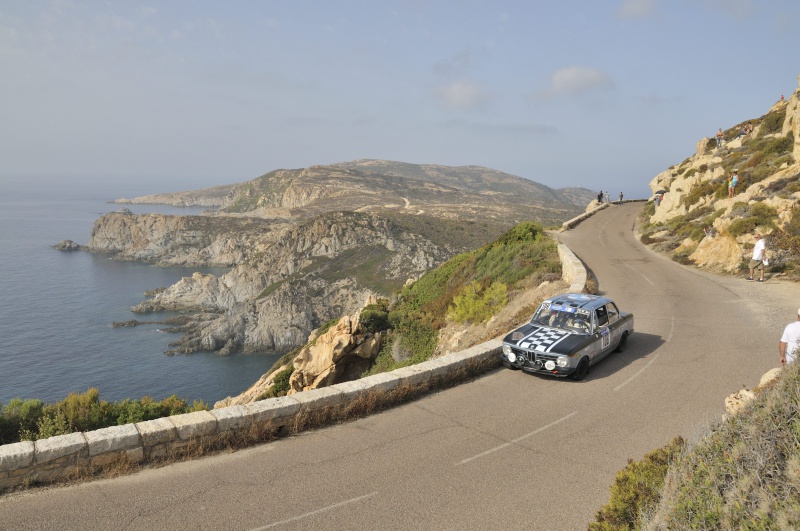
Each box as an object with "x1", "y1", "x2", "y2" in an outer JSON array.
[
  {"x1": 557, "y1": 355, "x2": 568, "y2": 368},
  {"x1": 544, "y1": 360, "x2": 556, "y2": 371},
  {"x1": 507, "y1": 351, "x2": 517, "y2": 363},
  {"x1": 502, "y1": 344, "x2": 511, "y2": 356}
]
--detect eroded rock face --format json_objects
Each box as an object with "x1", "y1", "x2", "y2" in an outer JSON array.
[
  {"x1": 214, "y1": 299, "x2": 384, "y2": 407},
  {"x1": 91, "y1": 210, "x2": 450, "y2": 355},
  {"x1": 288, "y1": 311, "x2": 384, "y2": 394}
]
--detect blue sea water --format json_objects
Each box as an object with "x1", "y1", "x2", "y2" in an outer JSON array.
[{"x1": 0, "y1": 176, "x2": 280, "y2": 406}]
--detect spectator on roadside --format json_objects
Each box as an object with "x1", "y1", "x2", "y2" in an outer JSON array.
[
  {"x1": 730, "y1": 170, "x2": 739, "y2": 197},
  {"x1": 618, "y1": 192, "x2": 623, "y2": 205},
  {"x1": 605, "y1": 191, "x2": 610, "y2": 204},
  {"x1": 746, "y1": 232, "x2": 766, "y2": 282},
  {"x1": 780, "y1": 94, "x2": 785, "y2": 102},
  {"x1": 597, "y1": 191, "x2": 603, "y2": 204},
  {"x1": 716, "y1": 128, "x2": 724, "y2": 148},
  {"x1": 779, "y1": 309, "x2": 800, "y2": 366}
]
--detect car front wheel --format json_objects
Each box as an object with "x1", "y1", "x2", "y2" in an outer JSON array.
[{"x1": 572, "y1": 357, "x2": 590, "y2": 381}]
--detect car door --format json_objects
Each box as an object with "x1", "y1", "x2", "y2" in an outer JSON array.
[
  {"x1": 595, "y1": 305, "x2": 613, "y2": 357},
  {"x1": 605, "y1": 302, "x2": 621, "y2": 347}
]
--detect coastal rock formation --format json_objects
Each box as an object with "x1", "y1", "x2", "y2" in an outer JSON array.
[
  {"x1": 214, "y1": 298, "x2": 384, "y2": 407},
  {"x1": 126, "y1": 211, "x2": 450, "y2": 354},
  {"x1": 52, "y1": 240, "x2": 82, "y2": 251},
  {"x1": 113, "y1": 183, "x2": 236, "y2": 208},
  {"x1": 76, "y1": 160, "x2": 597, "y2": 357}
]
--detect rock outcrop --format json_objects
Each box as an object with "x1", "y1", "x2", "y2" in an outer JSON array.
[
  {"x1": 215, "y1": 298, "x2": 385, "y2": 407},
  {"x1": 647, "y1": 75, "x2": 800, "y2": 272}
]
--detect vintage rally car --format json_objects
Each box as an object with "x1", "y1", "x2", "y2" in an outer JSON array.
[{"x1": 500, "y1": 293, "x2": 634, "y2": 380}]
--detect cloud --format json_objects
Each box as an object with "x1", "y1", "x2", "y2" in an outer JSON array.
[
  {"x1": 434, "y1": 79, "x2": 492, "y2": 110},
  {"x1": 442, "y1": 118, "x2": 557, "y2": 136},
  {"x1": 697, "y1": 0, "x2": 755, "y2": 20},
  {"x1": 619, "y1": 0, "x2": 657, "y2": 19},
  {"x1": 540, "y1": 66, "x2": 614, "y2": 98}
]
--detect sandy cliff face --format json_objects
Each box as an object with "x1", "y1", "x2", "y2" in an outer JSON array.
[{"x1": 647, "y1": 76, "x2": 800, "y2": 272}]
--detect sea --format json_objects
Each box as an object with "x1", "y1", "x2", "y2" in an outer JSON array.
[{"x1": 0, "y1": 176, "x2": 281, "y2": 407}]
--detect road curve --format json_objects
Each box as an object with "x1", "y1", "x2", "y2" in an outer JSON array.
[{"x1": 2, "y1": 203, "x2": 798, "y2": 530}]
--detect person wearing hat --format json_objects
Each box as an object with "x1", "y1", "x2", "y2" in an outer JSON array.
[
  {"x1": 747, "y1": 232, "x2": 766, "y2": 281},
  {"x1": 779, "y1": 308, "x2": 800, "y2": 366}
]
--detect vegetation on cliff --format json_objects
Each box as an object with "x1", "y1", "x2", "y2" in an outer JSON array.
[
  {"x1": 592, "y1": 362, "x2": 800, "y2": 529},
  {"x1": 638, "y1": 98, "x2": 799, "y2": 278}
]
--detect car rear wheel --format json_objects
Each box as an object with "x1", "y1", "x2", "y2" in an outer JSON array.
[
  {"x1": 615, "y1": 332, "x2": 628, "y2": 353},
  {"x1": 572, "y1": 357, "x2": 590, "y2": 381}
]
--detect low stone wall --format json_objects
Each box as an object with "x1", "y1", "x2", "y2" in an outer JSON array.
[
  {"x1": 560, "y1": 199, "x2": 647, "y2": 231},
  {"x1": 0, "y1": 242, "x2": 590, "y2": 491}
]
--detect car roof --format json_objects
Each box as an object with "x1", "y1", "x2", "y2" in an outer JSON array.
[{"x1": 542, "y1": 293, "x2": 613, "y2": 312}]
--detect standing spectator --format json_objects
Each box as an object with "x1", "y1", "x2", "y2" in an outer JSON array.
[
  {"x1": 604, "y1": 191, "x2": 610, "y2": 204},
  {"x1": 747, "y1": 232, "x2": 766, "y2": 282},
  {"x1": 780, "y1": 94, "x2": 785, "y2": 102},
  {"x1": 716, "y1": 128, "x2": 724, "y2": 148},
  {"x1": 731, "y1": 170, "x2": 739, "y2": 197},
  {"x1": 779, "y1": 309, "x2": 800, "y2": 366},
  {"x1": 727, "y1": 174, "x2": 734, "y2": 198},
  {"x1": 618, "y1": 192, "x2": 623, "y2": 205},
  {"x1": 597, "y1": 191, "x2": 603, "y2": 204}
]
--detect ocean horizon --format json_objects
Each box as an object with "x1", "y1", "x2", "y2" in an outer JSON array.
[{"x1": 0, "y1": 176, "x2": 280, "y2": 406}]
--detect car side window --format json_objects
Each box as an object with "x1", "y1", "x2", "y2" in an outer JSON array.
[
  {"x1": 595, "y1": 306, "x2": 608, "y2": 327},
  {"x1": 606, "y1": 303, "x2": 619, "y2": 324}
]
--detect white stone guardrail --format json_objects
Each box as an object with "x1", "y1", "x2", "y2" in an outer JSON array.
[
  {"x1": 0, "y1": 242, "x2": 590, "y2": 491},
  {"x1": 560, "y1": 199, "x2": 647, "y2": 231}
]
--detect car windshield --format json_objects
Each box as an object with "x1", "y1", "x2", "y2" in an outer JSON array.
[{"x1": 531, "y1": 304, "x2": 591, "y2": 334}]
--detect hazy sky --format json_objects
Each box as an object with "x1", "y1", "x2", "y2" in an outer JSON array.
[{"x1": 2, "y1": 0, "x2": 798, "y2": 198}]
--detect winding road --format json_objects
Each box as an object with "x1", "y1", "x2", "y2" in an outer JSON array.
[{"x1": 2, "y1": 203, "x2": 798, "y2": 530}]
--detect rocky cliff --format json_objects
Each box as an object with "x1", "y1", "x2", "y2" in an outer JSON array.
[
  {"x1": 643, "y1": 75, "x2": 800, "y2": 274},
  {"x1": 75, "y1": 160, "x2": 595, "y2": 358}
]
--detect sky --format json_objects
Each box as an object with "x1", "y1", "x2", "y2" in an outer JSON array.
[{"x1": 2, "y1": 0, "x2": 799, "y2": 199}]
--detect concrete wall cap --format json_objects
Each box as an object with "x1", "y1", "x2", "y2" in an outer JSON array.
[
  {"x1": 34, "y1": 432, "x2": 87, "y2": 464},
  {"x1": 245, "y1": 396, "x2": 301, "y2": 424},
  {"x1": 210, "y1": 404, "x2": 253, "y2": 432},
  {"x1": 84, "y1": 424, "x2": 141, "y2": 456},
  {"x1": 0, "y1": 441, "x2": 35, "y2": 472},
  {"x1": 169, "y1": 410, "x2": 218, "y2": 441},
  {"x1": 135, "y1": 417, "x2": 178, "y2": 446},
  {"x1": 291, "y1": 386, "x2": 345, "y2": 409}
]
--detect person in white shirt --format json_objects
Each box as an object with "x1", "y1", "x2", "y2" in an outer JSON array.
[
  {"x1": 779, "y1": 308, "x2": 800, "y2": 366},
  {"x1": 748, "y1": 232, "x2": 766, "y2": 282}
]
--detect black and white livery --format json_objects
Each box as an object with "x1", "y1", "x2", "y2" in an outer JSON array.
[{"x1": 500, "y1": 293, "x2": 634, "y2": 380}]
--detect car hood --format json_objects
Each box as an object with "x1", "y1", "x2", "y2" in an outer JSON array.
[{"x1": 502, "y1": 323, "x2": 592, "y2": 355}]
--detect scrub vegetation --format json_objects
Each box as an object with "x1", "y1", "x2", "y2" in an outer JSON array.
[
  {"x1": 591, "y1": 362, "x2": 800, "y2": 529},
  {"x1": 0, "y1": 388, "x2": 206, "y2": 445},
  {"x1": 362, "y1": 221, "x2": 560, "y2": 376}
]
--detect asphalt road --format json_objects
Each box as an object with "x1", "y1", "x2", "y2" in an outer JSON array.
[{"x1": 2, "y1": 202, "x2": 797, "y2": 530}]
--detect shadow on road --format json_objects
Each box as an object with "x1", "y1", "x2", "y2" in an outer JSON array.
[{"x1": 584, "y1": 331, "x2": 665, "y2": 382}]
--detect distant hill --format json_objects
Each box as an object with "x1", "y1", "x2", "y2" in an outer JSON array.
[{"x1": 114, "y1": 159, "x2": 597, "y2": 227}]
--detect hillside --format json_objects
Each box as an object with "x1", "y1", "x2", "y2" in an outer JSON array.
[
  {"x1": 591, "y1": 77, "x2": 800, "y2": 529},
  {"x1": 639, "y1": 77, "x2": 800, "y2": 279}
]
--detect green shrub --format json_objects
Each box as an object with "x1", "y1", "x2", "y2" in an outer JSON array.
[
  {"x1": 448, "y1": 281, "x2": 508, "y2": 324},
  {"x1": 760, "y1": 107, "x2": 786, "y2": 135},
  {"x1": 263, "y1": 368, "x2": 293, "y2": 398},
  {"x1": 591, "y1": 437, "x2": 686, "y2": 530},
  {"x1": 0, "y1": 389, "x2": 207, "y2": 443},
  {"x1": 360, "y1": 299, "x2": 391, "y2": 333}
]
